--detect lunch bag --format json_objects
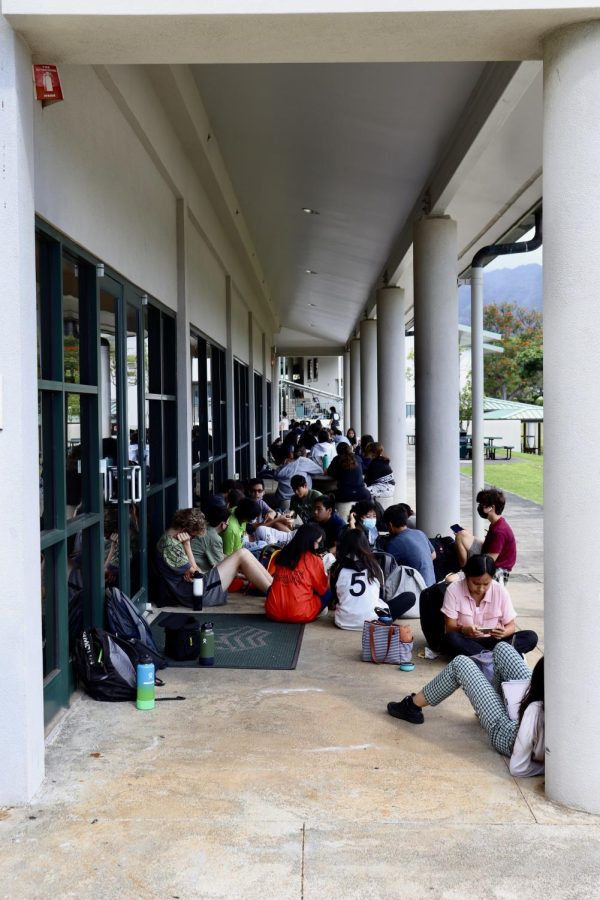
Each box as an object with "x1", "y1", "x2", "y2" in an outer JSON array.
[{"x1": 361, "y1": 619, "x2": 413, "y2": 665}]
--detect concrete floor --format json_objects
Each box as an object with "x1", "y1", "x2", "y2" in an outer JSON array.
[{"x1": 2, "y1": 458, "x2": 600, "y2": 899}]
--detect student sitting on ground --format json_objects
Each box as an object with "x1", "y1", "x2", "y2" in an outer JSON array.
[
  {"x1": 273, "y1": 445, "x2": 324, "y2": 510},
  {"x1": 326, "y1": 443, "x2": 371, "y2": 503},
  {"x1": 156, "y1": 507, "x2": 272, "y2": 607},
  {"x1": 221, "y1": 498, "x2": 261, "y2": 555},
  {"x1": 289, "y1": 474, "x2": 322, "y2": 524},
  {"x1": 265, "y1": 523, "x2": 330, "y2": 623},
  {"x1": 382, "y1": 505, "x2": 436, "y2": 587},
  {"x1": 329, "y1": 529, "x2": 384, "y2": 630},
  {"x1": 311, "y1": 494, "x2": 346, "y2": 551},
  {"x1": 245, "y1": 478, "x2": 293, "y2": 533},
  {"x1": 398, "y1": 502, "x2": 417, "y2": 529},
  {"x1": 203, "y1": 478, "x2": 238, "y2": 514},
  {"x1": 454, "y1": 487, "x2": 516, "y2": 584},
  {"x1": 310, "y1": 428, "x2": 336, "y2": 468},
  {"x1": 344, "y1": 499, "x2": 381, "y2": 547},
  {"x1": 387, "y1": 643, "x2": 545, "y2": 777},
  {"x1": 362, "y1": 442, "x2": 395, "y2": 499},
  {"x1": 191, "y1": 505, "x2": 227, "y2": 571},
  {"x1": 355, "y1": 434, "x2": 375, "y2": 471},
  {"x1": 440, "y1": 554, "x2": 537, "y2": 659}
]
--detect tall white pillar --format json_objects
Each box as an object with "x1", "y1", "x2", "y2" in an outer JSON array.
[
  {"x1": 360, "y1": 319, "x2": 378, "y2": 439},
  {"x1": 377, "y1": 287, "x2": 406, "y2": 500},
  {"x1": 272, "y1": 354, "x2": 280, "y2": 438},
  {"x1": 0, "y1": 17, "x2": 45, "y2": 803},
  {"x1": 543, "y1": 20, "x2": 600, "y2": 814},
  {"x1": 413, "y1": 216, "x2": 460, "y2": 535},
  {"x1": 343, "y1": 347, "x2": 351, "y2": 433},
  {"x1": 261, "y1": 334, "x2": 268, "y2": 457},
  {"x1": 247, "y1": 312, "x2": 256, "y2": 476},
  {"x1": 349, "y1": 337, "x2": 361, "y2": 436},
  {"x1": 225, "y1": 277, "x2": 235, "y2": 476}
]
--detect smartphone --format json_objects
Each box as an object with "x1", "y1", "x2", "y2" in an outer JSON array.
[
  {"x1": 450, "y1": 524, "x2": 464, "y2": 534},
  {"x1": 479, "y1": 627, "x2": 495, "y2": 634}
]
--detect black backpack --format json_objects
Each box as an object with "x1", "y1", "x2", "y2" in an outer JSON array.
[
  {"x1": 159, "y1": 614, "x2": 201, "y2": 662},
  {"x1": 75, "y1": 627, "x2": 149, "y2": 702},
  {"x1": 105, "y1": 587, "x2": 166, "y2": 669},
  {"x1": 429, "y1": 535, "x2": 459, "y2": 581},
  {"x1": 419, "y1": 581, "x2": 449, "y2": 652}
]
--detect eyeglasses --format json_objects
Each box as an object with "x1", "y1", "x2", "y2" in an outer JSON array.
[{"x1": 251, "y1": 488, "x2": 264, "y2": 494}]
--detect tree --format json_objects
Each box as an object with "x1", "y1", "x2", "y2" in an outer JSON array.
[
  {"x1": 483, "y1": 303, "x2": 543, "y2": 403},
  {"x1": 459, "y1": 371, "x2": 472, "y2": 431}
]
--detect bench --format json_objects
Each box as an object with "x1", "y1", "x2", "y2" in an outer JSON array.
[{"x1": 501, "y1": 445, "x2": 514, "y2": 460}]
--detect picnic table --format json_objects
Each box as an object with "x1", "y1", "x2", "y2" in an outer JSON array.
[{"x1": 484, "y1": 436, "x2": 502, "y2": 460}]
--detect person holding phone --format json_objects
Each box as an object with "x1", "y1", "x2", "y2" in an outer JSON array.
[{"x1": 440, "y1": 554, "x2": 538, "y2": 658}]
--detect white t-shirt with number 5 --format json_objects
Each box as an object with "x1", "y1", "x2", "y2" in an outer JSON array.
[{"x1": 334, "y1": 567, "x2": 382, "y2": 631}]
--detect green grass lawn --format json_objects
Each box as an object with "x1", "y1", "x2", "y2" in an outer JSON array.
[{"x1": 460, "y1": 451, "x2": 543, "y2": 505}]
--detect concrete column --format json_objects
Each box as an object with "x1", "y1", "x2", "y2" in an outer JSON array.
[
  {"x1": 247, "y1": 312, "x2": 256, "y2": 476},
  {"x1": 413, "y1": 216, "x2": 460, "y2": 535},
  {"x1": 0, "y1": 18, "x2": 45, "y2": 804},
  {"x1": 359, "y1": 319, "x2": 378, "y2": 438},
  {"x1": 377, "y1": 287, "x2": 406, "y2": 501},
  {"x1": 224, "y1": 277, "x2": 235, "y2": 476},
  {"x1": 543, "y1": 20, "x2": 600, "y2": 814},
  {"x1": 175, "y1": 199, "x2": 192, "y2": 507},
  {"x1": 272, "y1": 354, "x2": 280, "y2": 438},
  {"x1": 261, "y1": 334, "x2": 268, "y2": 456},
  {"x1": 343, "y1": 347, "x2": 351, "y2": 433},
  {"x1": 349, "y1": 337, "x2": 361, "y2": 435},
  {"x1": 470, "y1": 267, "x2": 485, "y2": 539}
]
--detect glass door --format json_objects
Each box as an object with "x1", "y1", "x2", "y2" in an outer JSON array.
[{"x1": 100, "y1": 278, "x2": 147, "y2": 605}]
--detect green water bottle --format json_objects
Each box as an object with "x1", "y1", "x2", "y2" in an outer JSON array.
[
  {"x1": 199, "y1": 622, "x2": 215, "y2": 667},
  {"x1": 136, "y1": 656, "x2": 155, "y2": 710},
  {"x1": 322, "y1": 454, "x2": 330, "y2": 472}
]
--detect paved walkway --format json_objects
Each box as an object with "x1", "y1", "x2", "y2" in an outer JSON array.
[{"x1": 2, "y1": 455, "x2": 600, "y2": 899}]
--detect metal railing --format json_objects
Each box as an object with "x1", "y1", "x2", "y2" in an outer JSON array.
[{"x1": 280, "y1": 379, "x2": 344, "y2": 424}]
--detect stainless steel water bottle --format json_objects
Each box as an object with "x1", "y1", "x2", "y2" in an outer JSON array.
[
  {"x1": 136, "y1": 656, "x2": 155, "y2": 710},
  {"x1": 199, "y1": 622, "x2": 215, "y2": 667}
]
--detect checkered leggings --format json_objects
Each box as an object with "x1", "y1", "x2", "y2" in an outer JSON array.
[{"x1": 422, "y1": 643, "x2": 531, "y2": 757}]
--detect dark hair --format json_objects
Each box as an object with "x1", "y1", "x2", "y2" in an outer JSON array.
[
  {"x1": 350, "y1": 500, "x2": 377, "y2": 521},
  {"x1": 314, "y1": 494, "x2": 336, "y2": 513},
  {"x1": 364, "y1": 441, "x2": 389, "y2": 462},
  {"x1": 383, "y1": 505, "x2": 408, "y2": 529},
  {"x1": 274, "y1": 523, "x2": 326, "y2": 569},
  {"x1": 518, "y1": 657, "x2": 544, "y2": 723},
  {"x1": 463, "y1": 554, "x2": 497, "y2": 579},
  {"x1": 291, "y1": 474, "x2": 307, "y2": 490},
  {"x1": 205, "y1": 506, "x2": 229, "y2": 528},
  {"x1": 317, "y1": 428, "x2": 330, "y2": 443},
  {"x1": 246, "y1": 478, "x2": 265, "y2": 491},
  {"x1": 359, "y1": 434, "x2": 374, "y2": 451},
  {"x1": 228, "y1": 488, "x2": 245, "y2": 508},
  {"x1": 330, "y1": 529, "x2": 383, "y2": 592},
  {"x1": 234, "y1": 498, "x2": 259, "y2": 522},
  {"x1": 336, "y1": 442, "x2": 357, "y2": 470},
  {"x1": 477, "y1": 487, "x2": 506, "y2": 515},
  {"x1": 218, "y1": 478, "x2": 237, "y2": 494},
  {"x1": 398, "y1": 502, "x2": 414, "y2": 518}
]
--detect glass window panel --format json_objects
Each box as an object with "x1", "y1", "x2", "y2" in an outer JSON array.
[
  {"x1": 100, "y1": 291, "x2": 118, "y2": 459},
  {"x1": 36, "y1": 238, "x2": 42, "y2": 380},
  {"x1": 162, "y1": 315, "x2": 176, "y2": 395},
  {"x1": 63, "y1": 254, "x2": 81, "y2": 384},
  {"x1": 126, "y1": 304, "x2": 140, "y2": 465},
  {"x1": 39, "y1": 392, "x2": 55, "y2": 532},
  {"x1": 65, "y1": 393, "x2": 82, "y2": 521},
  {"x1": 148, "y1": 399, "x2": 163, "y2": 484},
  {"x1": 163, "y1": 401, "x2": 177, "y2": 478},
  {"x1": 41, "y1": 547, "x2": 58, "y2": 678},
  {"x1": 190, "y1": 333, "x2": 199, "y2": 426}
]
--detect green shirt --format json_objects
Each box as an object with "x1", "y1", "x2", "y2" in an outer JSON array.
[
  {"x1": 290, "y1": 489, "x2": 322, "y2": 523},
  {"x1": 156, "y1": 533, "x2": 189, "y2": 571},
  {"x1": 191, "y1": 526, "x2": 225, "y2": 573},
  {"x1": 221, "y1": 509, "x2": 246, "y2": 556}
]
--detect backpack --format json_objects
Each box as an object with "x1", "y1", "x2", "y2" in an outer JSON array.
[
  {"x1": 75, "y1": 627, "x2": 149, "y2": 702},
  {"x1": 419, "y1": 581, "x2": 449, "y2": 652},
  {"x1": 372, "y1": 551, "x2": 399, "y2": 582},
  {"x1": 383, "y1": 565, "x2": 426, "y2": 618},
  {"x1": 105, "y1": 587, "x2": 167, "y2": 669},
  {"x1": 429, "y1": 535, "x2": 459, "y2": 581}
]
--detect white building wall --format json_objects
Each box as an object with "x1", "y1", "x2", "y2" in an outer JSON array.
[
  {"x1": 231, "y1": 288, "x2": 250, "y2": 364},
  {"x1": 187, "y1": 219, "x2": 227, "y2": 346},
  {"x1": 310, "y1": 356, "x2": 340, "y2": 396}
]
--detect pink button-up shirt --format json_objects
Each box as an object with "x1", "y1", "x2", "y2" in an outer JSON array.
[{"x1": 441, "y1": 578, "x2": 516, "y2": 629}]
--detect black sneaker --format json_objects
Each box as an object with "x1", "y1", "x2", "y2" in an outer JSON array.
[{"x1": 387, "y1": 694, "x2": 424, "y2": 724}]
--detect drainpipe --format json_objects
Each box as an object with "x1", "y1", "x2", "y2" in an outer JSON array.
[{"x1": 470, "y1": 208, "x2": 542, "y2": 537}]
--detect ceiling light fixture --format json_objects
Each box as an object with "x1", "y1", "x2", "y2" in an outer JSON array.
[
  {"x1": 302, "y1": 207, "x2": 319, "y2": 215},
  {"x1": 308, "y1": 303, "x2": 316, "y2": 307},
  {"x1": 305, "y1": 269, "x2": 317, "y2": 275}
]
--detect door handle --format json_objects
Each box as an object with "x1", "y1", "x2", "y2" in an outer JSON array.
[
  {"x1": 107, "y1": 466, "x2": 119, "y2": 504},
  {"x1": 131, "y1": 465, "x2": 142, "y2": 503}
]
